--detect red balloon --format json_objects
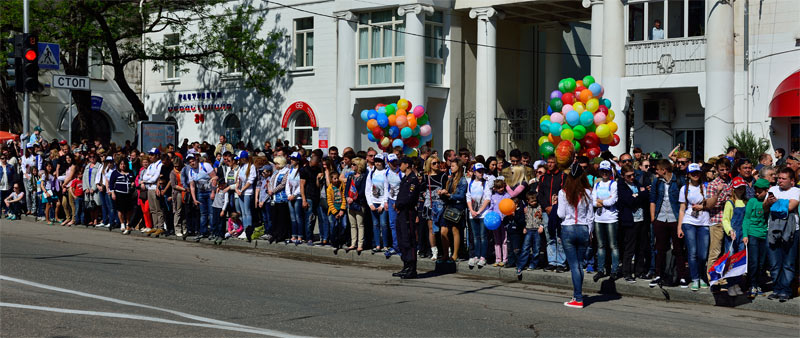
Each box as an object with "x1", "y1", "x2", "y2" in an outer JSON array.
[
  {"x1": 561, "y1": 92, "x2": 575, "y2": 105},
  {"x1": 375, "y1": 103, "x2": 386, "y2": 110},
  {"x1": 583, "y1": 132, "x2": 599, "y2": 148},
  {"x1": 611, "y1": 134, "x2": 621, "y2": 147},
  {"x1": 555, "y1": 140, "x2": 574, "y2": 164},
  {"x1": 586, "y1": 147, "x2": 602, "y2": 159},
  {"x1": 372, "y1": 127, "x2": 384, "y2": 139},
  {"x1": 575, "y1": 85, "x2": 587, "y2": 93},
  {"x1": 404, "y1": 137, "x2": 420, "y2": 148},
  {"x1": 597, "y1": 105, "x2": 608, "y2": 115}
]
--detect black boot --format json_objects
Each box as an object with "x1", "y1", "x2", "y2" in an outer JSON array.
[
  {"x1": 392, "y1": 262, "x2": 410, "y2": 277},
  {"x1": 401, "y1": 261, "x2": 417, "y2": 279}
]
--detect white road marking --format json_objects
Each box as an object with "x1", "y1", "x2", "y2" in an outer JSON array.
[{"x1": 0, "y1": 275, "x2": 307, "y2": 338}]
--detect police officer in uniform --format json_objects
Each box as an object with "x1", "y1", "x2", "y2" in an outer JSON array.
[{"x1": 393, "y1": 157, "x2": 421, "y2": 279}]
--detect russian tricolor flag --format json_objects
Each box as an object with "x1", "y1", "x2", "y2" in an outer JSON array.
[{"x1": 708, "y1": 249, "x2": 748, "y2": 286}]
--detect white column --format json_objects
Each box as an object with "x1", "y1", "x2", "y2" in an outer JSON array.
[
  {"x1": 704, "y1": 0, "x2": 734, "y2": 159},
  {"x1": 602, "y1": 0, "x2": 626, "y2": 154},
  {"x1": 543, "y1": 25, "x2": 562, "y2": 91},
  {"x1": 469, "y1": 7, "x2": 503, "y2": 156},
  {"x1": 334, "y1": 11, "x2": 357, "y2": 148},
  {"x1": 585, "y1": 0, "x2": 604, "y2": 79},
  {"x1": 398, "y1": 4, "x2": 433, "y2": 109}
]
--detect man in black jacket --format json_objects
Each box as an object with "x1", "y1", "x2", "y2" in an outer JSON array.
[
  {"x1": 394, "y1": 157, "x2": 421, "y2": 279},
  {"x1": 618, "y1": 165, "x2": 651, "y2": 283},
  {"x1": 536, "y1": 155, "x2": 566, "y2": 271}
]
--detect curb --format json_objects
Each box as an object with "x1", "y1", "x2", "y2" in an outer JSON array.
[{"x1": 15, "y1": 215, "x2": 799, "y2": 316}]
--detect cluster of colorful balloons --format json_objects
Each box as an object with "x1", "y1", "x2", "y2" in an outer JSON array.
[
  {"x1": 538, "y1": 75, "x2": 620, "y2": 164},
  {"x1": 360, "y1": 98, "x2": 432, "y2": 156},
  {"x1": 484, "y1": 198, "x2": 515, "y2": 230}
]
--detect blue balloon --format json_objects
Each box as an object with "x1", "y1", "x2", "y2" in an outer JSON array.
[
  {"x1": 566, "y1": 110, "x2": 580, "y2": 127},
  {"x1": 549, "y1": 122, "x2": 562, "y2": 136},
  {"x1": 589, "y1": 83, "x2": 602, "y2": 97},
  {"x1": 603, "y1": 98, "x2": 612, "y2": 109},
  {"x1": 367, "y1": 133, "x2": 376, "y2": 142},
  {"x1": 540, "y1": 120, "x2": 551, "y2": 134},
  {"x1": 377, "y1": 114, "x2": 389, "y2": 128},
  {"x1": 378, "y1": 106, "x2": 386, "y2": 114},
  {"x1": 368, "y1": 110, "x2": 378, "y2": 121},
  {"x1": 580, "y1": 111, "x2": 594, "y2": 127},
  {"x1": 599, "y1": 144, "x2": 610, "y2": 151},
  {"x1": 389, "y1": 126, "x2": 400, "y2": 138},
  {"x1": 420, "y1": 133, "x2": 433, "y2": 143},
  {"x1": 484, "y1": 211, "x2": 502, "y2": 230},
  {"x1": 392, "y1": 139, "x2": 404, "y2": 148},
  {"x1": 360, "y1": 110, "x2": 370, "y2": 122},
  {"x1": 403, "y1": 146, "x2": 414, "y2": 155},
  {"x1": 547, "y1": 106, "x2": 553, "y2": 114}
]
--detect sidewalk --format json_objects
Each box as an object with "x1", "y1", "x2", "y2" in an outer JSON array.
[{"x1": 11, "y1": 216, "x2": 799, "y2": 316}]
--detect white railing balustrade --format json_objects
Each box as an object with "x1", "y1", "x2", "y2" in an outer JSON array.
[{"x1": 625, "y1": 37, "x2": 706, "y2": 76}]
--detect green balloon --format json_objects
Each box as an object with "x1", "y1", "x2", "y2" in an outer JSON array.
[
  {"x1": 587, "y1": 123, "x2": 596, "y2": 133},
  {"x1": 412, "y1": 126, "x2": 420, "y2": 136},
  {"x1": 573, "y1": 140, "x2": 581, "y2": 152},
  {"x1": 564, "y1": 78, "x2": 577, "y2": 92},
  {"x1": 573, "y1": 125, "x2": 587, "y2": 139},
  {"x1": 561, "y1": 124, "x2": 573, "y2": 131},
  {"x1": 539, "y1": 142, "x2": 555, "y2": 158},
  {"x1": 558, "y1": 79, "x2": 567, "y2": 93},
  {"x1": 385, "y1": 104, "x2": 396, "y2": 115},
  {"x1": 583, "y1": 75, "x2": 595, "y2": 87},
  {"x1": 549, "y1": 98, "x2": 563, "y2": 112},
  {"x1": 417, "y1": 113, "x2": 429, "y2": 125}
]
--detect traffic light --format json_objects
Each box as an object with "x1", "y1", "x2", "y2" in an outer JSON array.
[
  {"x1": 21, "y1": 33, "x2": 39, "y2": 92},
  {"x1": 5, "y1": 35, "x2": 22, "y2": 92}
]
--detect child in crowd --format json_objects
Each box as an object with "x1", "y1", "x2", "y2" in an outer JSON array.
[
  {"x1": 68, "y1": 171, "x2": 84, "y2": 226},
  {"x1": 327, "y1": 172, "x2": 347, "y2": 252},
  {"x1": 722, "y1": 177, "x2": 748, "y2": 296},
  {"x1": 517, "y1": 191, "x2": 543, "y2": 277},
  {"x1": 742, "y1": 179, "x2": 770, "y2": 298},
  {"x1": 490, "y1": 179, "x2": 510, "y2": 267},
  {"x1": 255, "y1": 165, "x2": 273, "y2": 241},
  {"x1": 226, "y1": 212, "x2": 243, "y2": 239},
  {"x1": 211, "y1": 180, "x2": 230, "y2": 244}
]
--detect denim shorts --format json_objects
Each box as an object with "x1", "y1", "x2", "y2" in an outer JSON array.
[{"x1": 425, "y1": 200, "x2": 444, "y2": 233}]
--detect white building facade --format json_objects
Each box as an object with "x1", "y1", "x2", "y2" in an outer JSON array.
[{"x1": 141, "y1": 0, "x2": 800, "y2": 157}]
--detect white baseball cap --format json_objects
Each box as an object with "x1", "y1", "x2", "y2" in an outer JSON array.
[
  {"x1": 687, "y1": 163, "x2": 702, "y2": 173},
  {"x1": 599, "y1": 160, "x2": 613, "y2": 171}
]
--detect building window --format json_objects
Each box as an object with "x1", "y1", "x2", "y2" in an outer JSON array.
[
  {"x1": 294, "y1": 17, "x2": 313, "y2": 68},
  {"x1": 223, "y1": 114, "x2": 242, "y2": 146},
  {"x1": 357, "y1": 10, "x2": 405, "y2": 85},
  {"x1": 674, "y1": 129, "x2": 704, "y2": 162},
  {"x1": 226, "y1": 24, "x2": 243, "y2": 74},
  {"x1": 164, "y1": 34, "x2": 181, "y2": 79},
  {"x1": 291, "y1": 111, "x2": 313, "y2": 148},
  {"x1": 627, "y1": 0, "x2": 705, "y2": 42},
  {"x1": 425, "y1": 11, "x2": 444, "y2": 85},
  {"x1": 89, "y1": 48, "x2": 103, "y2": 79}
]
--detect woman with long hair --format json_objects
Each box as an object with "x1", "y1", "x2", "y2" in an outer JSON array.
[
  {"x1": 438, "y1": 159, "x2": 467, "y2": 263},
  {"x1": 110, "y1": 159, "x2": 136, "y2": 234},
  {"x1": 269, "y1": 156, "x2": 290, "y2": 243},
  {"x1": 285, "y1": 152, "x2": 305, "y2": 244},
  {"x1": 100, "y1": 156, "x2": 119, "y2": 229},
  {"x1": 422, "y1": 156, "x2": 447, "y2": 260},
  {"x1": 366, "y1": 154, "x2": 389, "y2": 252},
  {"x1": 557, "y1": 162, "x2": 594, "y2": 309},
  {"x1": 40, "y1": 162, "x2": 59, "y2": 225},
  {"x1": 466, "y1": 163, "x2": 492, "y2": 268},
  {"x1": 677, "y1": 163, "x2": 711, "y2": 291},
  {"x1": 235, "y1": 151, "x2": 256, "y2": 240},
  {"x1": 345, "y1": 158, "x2": 368, "y2": 253}
]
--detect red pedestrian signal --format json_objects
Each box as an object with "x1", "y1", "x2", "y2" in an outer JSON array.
[
  {"x1": 21, "y1": 33, "x2": 39, "y2": 92},
  {"x1": 24, "y1": 49, "x2": 37, "y2": 61}
]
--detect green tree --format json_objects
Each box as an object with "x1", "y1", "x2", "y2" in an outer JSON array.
[
  {"x1": 1, "y1": 0, "x2": 286, "y2": 136},
  {"x1": 724, "y1": 129, "x2": 771, "y2": 165}
]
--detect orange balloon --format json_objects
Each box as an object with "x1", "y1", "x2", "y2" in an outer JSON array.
[
  {"x1": 367, "y1": 119, "x2": 378, "y2": 130},
  {"x1": 396, "y1": 115, "x2": 408, "y2": 129},
  {"x1": 407, "y1": 115, "x2": 417, "y2": 129},
  {"x1": 548, "y1": 133, "x2": 562, "y2": 145},
  {"x1": 576, "y1": 80, "x2": 584, "y2": 88},
  {"x1": 388, "y1": 115, "x2": 397, "y2": 127},
  {"x1": 499, "y1": 198, "x2": 515, "y2": 216},
  {"x1": 579, "y1": 89, "x2": 592, "y2": 103},
  {"x1": 396, "y1": 109, "x2": 407, "y2": 117}
]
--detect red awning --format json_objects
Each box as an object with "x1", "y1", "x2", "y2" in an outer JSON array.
[
  {"x1": 770, "y1": 70, "x2": 800, "y2": 118},
  {"x1": 0, "y1": 131, "x2": 19, "y2": 143}
]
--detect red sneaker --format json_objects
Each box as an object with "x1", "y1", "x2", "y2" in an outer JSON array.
[{"x1": 564, "y1": 298, "x2": 584, "y2": 309}]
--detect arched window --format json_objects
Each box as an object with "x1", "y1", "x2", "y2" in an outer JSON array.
[
  {"x1": 223, "y1": 114, "x2": 242, "y2": 146},
  {"x1": 290, "y1": 110, "x2": 313, "y2": 148}
]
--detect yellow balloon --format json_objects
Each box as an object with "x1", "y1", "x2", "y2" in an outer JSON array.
[
  {"x1": 561, "y1": 128, "x2": 575, "y2": 141},
  {"x1": 540, "y1": 115, "x2": 550, "y2": 123},
  {"x1": 596, "y1": 124, "x2": 611, "y2": 139},
  {"x1": 409, "y1": 149, "x2": 419, "y2": 157},
  {"x1": 586, "y1": 98, "x2": 599, "y2": 113},
  {"x1": 606, "y1": 109, "x2": 615, "y2": 122},
  {"x1": 573, "y1": 102, "x2": 585, "y2": 113},
  {"x1": 397, "y1": 99, "x2": 410, "y2": 111},
  {"x1": 608, "y1": 121, "x2": 618, "y2": 133},
  {"x1": 600, "y1": 135, "x2": 613, "y2": 145},
  {"x1": 380, "y1": 137, "x2": 391, "y2": 148},
  {"x1": 538, "y1": 136, "x2": 549, "y2": 146}
]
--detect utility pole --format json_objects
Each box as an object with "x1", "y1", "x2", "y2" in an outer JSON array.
[{"x1": 23, "y1": 0, "x2": 30, "y2": 134}]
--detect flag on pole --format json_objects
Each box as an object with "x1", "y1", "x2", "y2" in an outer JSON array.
[{"x1": 708, "y1": 249, "x2": 748, "y2": 286}]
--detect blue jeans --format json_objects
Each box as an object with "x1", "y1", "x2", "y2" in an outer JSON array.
[
  {"x1": 594, "y1": 222, "x2": 620, "y2": 274},
  {"x1": 197, "y1": 191, "x2": 212, "y2": 235},
  {"x1": 261, "y1": 202, "x2": 272, "y2": 233},
  {"x1": 746, "y1": 236, "x2": 768, "y2": 289},
  {"x1": 101, "y1": 191, "x2": 117, "y2": 225},
  {"x1": 518, "y1": 229, "x2": 542, "y2": 269},
  {"x1": 318, "y1": 197, "x2": 331, "y2": 241},
  {"x1": 211, "y1": 206, "x2": 224, "y2": 237},
  {"x1": 328, "y1": 213, "x2": 346, "y2": 239},
  {"x1": 682, "y1": 223, "x2": 710, "y2": 281},
  {"x1": 74, "y1": 196, "x2": 85, "y2": 224},
  {"x1": 288, "y1": 198, "x2": 304, "y2": 238},
  {"x1": 544, "y1": 213, "x2": 566, "y2": 266},
  {"x1": 649, "y1": 222, "x2": 657, "y2": 273},
  {"x1": 387, "y1": 199, "x2": 399, "y2": 250},
  {"x1": 429, "y1": 200, "x2": 444, "y2": 233},
  {"x1": 561, "y1": 224, "x2": 590, "y2": 302},
  {"x1": 236, "y1": 194, "x2": 253, "y2": 229},
  {"x1": 469, "y1": 218, "x2": 488, "y2": 259},
  {"x1": 371, "y1": 204, "x2": 389, "y2": 248},
  {"x1": 768, "y1": 232, "x2": 799, "y2": 296}
]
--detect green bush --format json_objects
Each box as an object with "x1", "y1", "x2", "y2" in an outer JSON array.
[{"x1": 724, "y1": 130, "x2": 770, "y2": 165}]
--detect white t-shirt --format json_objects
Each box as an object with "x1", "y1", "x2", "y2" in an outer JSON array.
[
  {"x1": 237, "y1": 164, "x2": 257, "y2": 195},
  {"x1": 679, "y1": 184, "x2": 710, "y2": 226},
  {"x1": 467, "y1": 178, "x2": 492, "y2": 219},
  {"x1": 768, "y1": 185, "x2": 800, "y2": 229}
]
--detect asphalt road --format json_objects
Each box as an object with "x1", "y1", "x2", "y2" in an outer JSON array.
[{"x1": 1, "y1": 220, "x2": 798, "y2": 337}]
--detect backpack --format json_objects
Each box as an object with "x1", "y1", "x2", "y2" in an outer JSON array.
[{"x1": 770, "y1": 199, "x2": 789, "y2": 220}]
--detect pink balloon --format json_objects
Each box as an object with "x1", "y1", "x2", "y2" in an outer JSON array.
[
  {"x1": 593, "y1": 113, "x2": 607, "y2": 125},
  {"x1": 550, "y1": 112, "x2": 565, "y2": 124},
  {"x1": 413, "y1": 105, "x2": 425, "y2": 118},
  {"x1": 562, "y1": 104, "x2": 574, "y2": 113},
  {"x1": 419, "y1": 124, "x2": 432, "y2": 136}
]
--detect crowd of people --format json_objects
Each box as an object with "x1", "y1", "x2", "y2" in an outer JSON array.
[{"x1": 1, "y1": 130, "x2": 798, "y2": 309}]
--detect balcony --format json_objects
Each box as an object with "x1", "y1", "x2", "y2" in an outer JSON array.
[{"x1": 625, "y1": 37, "x2": 706, "y2": 77}]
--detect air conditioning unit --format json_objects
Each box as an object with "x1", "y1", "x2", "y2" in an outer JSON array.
[{"x1": 643, "y1": 99, "x2": 673, "y2": 123}]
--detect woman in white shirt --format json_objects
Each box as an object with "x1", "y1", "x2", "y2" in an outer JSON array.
[
  {"x1": 678, "y1": 163, "x2": 711, "y2": 291},
  {"x1": 365, "y1": 154, "x2": 389, "y2": 252},
  {"x1": 285, "y1": 152, "x2": 305, "y2": 244},
  {"x1": 557, "y1": 162, "x2": 594, "y2": 309},
  {"x1": 466, "y1": 163, "x2": 492, "y2": 268},
  {"x1": 592, "y1": 161, "x2": 620, "y2": 281},
  {"x1": 235, "y1": 151, "x2": 257, "y2": 239},
  {"x1": 269, "y1": 156, "x2": 290, "y2": 243}
]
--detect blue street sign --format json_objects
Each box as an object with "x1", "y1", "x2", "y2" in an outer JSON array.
[
  {"x1": 37, "y1": 42, "x2": 60, "y2": 70},
  {"x1": 91, "y1": 96, "x2": 103, "y2": 111}
]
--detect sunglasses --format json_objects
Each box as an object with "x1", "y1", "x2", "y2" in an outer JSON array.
[
  {"x1": 431, "y1": 161, "x2": 439, "y2": 165},
  {"x1": 642, "y1": 165, "x2": 650, "y2": 168},
  {"x1": 677, "y1": 161, "x2": 688, "y2": 165},
  {"x1": 621, "y1": 159, "x2": 633, "y2": 163}
]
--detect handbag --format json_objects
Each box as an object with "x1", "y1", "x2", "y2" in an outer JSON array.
[
  {"x1": 87, "y1": 193, "x2": 98, "y2": 208},
  {"x1": 443, "y1": 206, "x2": 463, "y2": 224}
]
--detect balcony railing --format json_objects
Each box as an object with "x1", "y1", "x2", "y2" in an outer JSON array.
[{"x1": 625, "y1": 37, "x2": 706, "y2": 76}]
